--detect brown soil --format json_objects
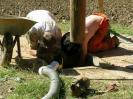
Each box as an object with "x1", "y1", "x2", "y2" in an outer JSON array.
[{"x1": 0, "y1": 0, "x2": 133, "y2": 26}]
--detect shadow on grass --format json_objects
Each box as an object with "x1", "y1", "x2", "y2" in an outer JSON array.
[
  {"x1": 73, "y1": 88, "x2": 106, "y2": 99},
  {"x1": 61, "y1": 68, "x2": 80, "y2": 76},
  {"x1": 13, "y1": 57, "x2": 47, "y2": 72},
  {"x1": 58, "y1": 78, "x2": 66, "y2": 99},
  {"x1": 12, "y1": 56, "x2": 80, "y2": 76},
  {"x1": 86, "y1": 89, "x2": 106, "y2": 98}
]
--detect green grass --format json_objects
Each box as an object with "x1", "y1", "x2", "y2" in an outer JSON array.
[
  {"x1": 0, "y1": 66, "x2": 73, "y2": 99},
  {"x1": 8, "y1": 79, "x2": 50, "y2": 99},
  {"x1": 0, "y1": 66, "x2": 133, "y2": 99},
  {"x1": 110, "y1": 23, "x2": 133, "y2": 35},
  {"x1": 58, "y1": 20, "x2": 70, "y2": 33},
  {"x1": 0, "y1": 67, "x2": 16, "y2": 78},
  {"x1": 0, "y1": 66, "x2": 51, "y2": 99},
  {"x1": 58, "y1": 20, "x2": 133, "y2": 36},
  {"x1": 0, "y1": 22, "x2": 133, "y2": 99}
]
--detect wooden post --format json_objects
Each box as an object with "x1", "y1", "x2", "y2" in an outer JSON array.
[
  {"x1": 16, "y1": 36, "x2": 21, "y2": 58},
  {"x1": 98, "y1": 0, "x2": 104, "y2": 13},
  {"x1": 0, "y1": 33, "x2": 13, "y2": 65},
  {"x1": 70, "y1": 0, "x2": 86, "y2": 44}
]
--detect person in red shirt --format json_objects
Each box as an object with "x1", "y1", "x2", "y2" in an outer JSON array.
[{"x1": 82, "y1": 13, "x2": 119, "y2": 58}]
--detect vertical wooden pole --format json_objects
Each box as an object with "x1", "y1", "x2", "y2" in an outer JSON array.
[
  {"x1": 16, "y1": 36, "x2": 21, "y2": 58},
  {"x1": 98, "y1": 0, "x2": 104, "y2": 13},
  {"x1": 0, "y1": 33, "x2": 13, "y2": 65},
  {"x1": 70, "y1": 0, "x2": 86, "y2": 44}
]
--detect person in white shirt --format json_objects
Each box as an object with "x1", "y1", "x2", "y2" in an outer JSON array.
[{"x1": 26, "y1": 10, "x2": 62, "y2": 62}]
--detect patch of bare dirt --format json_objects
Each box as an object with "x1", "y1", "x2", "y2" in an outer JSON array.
[
  {"x1": 0, "y1": 79, "x2": 16, "y2": 98},
  {"x1": 0, "y1": 0, "x2": 133, "y2": 26}
]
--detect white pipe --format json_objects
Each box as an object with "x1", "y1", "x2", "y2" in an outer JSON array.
[{"x1": 38, "y1": 61, "x2": 60, "y2": 99}]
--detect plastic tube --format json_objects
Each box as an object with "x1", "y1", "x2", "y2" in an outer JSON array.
[{"x1": 38, "y1": 61, "x2": 60, "y2": 99}]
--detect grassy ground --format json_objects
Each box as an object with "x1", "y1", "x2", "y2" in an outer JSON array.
[
  {"x1": 58, "y1": 20, "x2": 133, "y2": 35},
  {"x1": 110, "y1": 23, "x2": 133, "y2": 36},
  {"x1": 0, "y1": 66, "x2": 133, "y2": 99},
  {"x1": 0, "y1": 21, "x2": 133, "y2": 99}
]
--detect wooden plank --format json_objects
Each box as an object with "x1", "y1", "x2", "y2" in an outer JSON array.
[{"x1": 61, "y1": 66, "x2": 133, "y2": 79}]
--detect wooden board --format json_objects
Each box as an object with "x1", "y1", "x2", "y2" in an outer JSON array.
[{"x1": 61, "y1": 66, "x2": 133, "y2": 79}]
